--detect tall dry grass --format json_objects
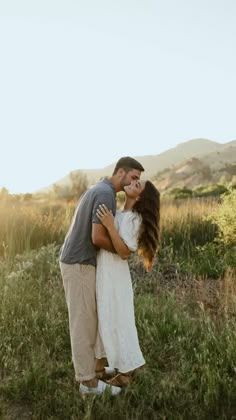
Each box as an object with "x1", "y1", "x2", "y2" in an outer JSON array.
[
  {"x1": 0, "y1": 196, "x2": 219, "y2": 262},
  {"x1": 161, "y1": 198, "x2": 218, "y2": 255},
  {"x1": 0, "y1": 199, "x2": 74, "y2": 261}
]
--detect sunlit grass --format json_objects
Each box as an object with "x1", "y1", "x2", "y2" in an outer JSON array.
[
  {"x1": 0, "y1": 196, "x2": 219, "y2": 262},
  {"x1": 161, "y1": 198, "x2": 218, "y2": 256},
  {"x1": 0, "y1": 199, "x2": 73, "y2": 260}
]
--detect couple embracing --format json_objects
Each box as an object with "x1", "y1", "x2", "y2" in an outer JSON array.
[{"x1": 59, "y1": 156, "x2": 160, "y2": 396}]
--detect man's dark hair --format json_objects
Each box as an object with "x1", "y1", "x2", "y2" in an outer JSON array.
[{"x1": 112, "y1": 156, "x2": 144, "y2": 175}]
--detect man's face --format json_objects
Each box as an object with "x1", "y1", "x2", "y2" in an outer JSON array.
[{"x1": 120, "y1": 169, "x2": 142, "y2": 191}]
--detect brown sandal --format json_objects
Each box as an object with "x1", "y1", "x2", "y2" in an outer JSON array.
[{"x1": 106, "y1": 372, "x2": 133, "y2": 387}]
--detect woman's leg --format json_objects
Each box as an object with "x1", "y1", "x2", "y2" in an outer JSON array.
[{"x1": 95, "y1": 357, "x2": 107, "y2": 378}]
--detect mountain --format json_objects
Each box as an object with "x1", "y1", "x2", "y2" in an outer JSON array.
[
  {"x1": 152, "y1": 141, "x2": 236, "y2": 192},
  {"x1": 37, "y1": 138, "x2": 236, "y2": 194},
  {"x1": 72, "y1": 138, "x2": 222, "y2": 182}
]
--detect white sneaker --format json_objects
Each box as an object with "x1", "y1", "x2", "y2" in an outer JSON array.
[{"x1": 79, "y1": 379, "x2": 121, "y2": 396}]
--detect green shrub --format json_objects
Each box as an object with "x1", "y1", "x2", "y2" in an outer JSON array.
[
  {"x1": 194, "y1": 184, "x2": 228, "y2": 198},
  {"x1": 209, "y1": 189, "x2": 236, "y2": 246},
  {"x1": 169, "y1": 187, "x2": 193, "y2": 200}
]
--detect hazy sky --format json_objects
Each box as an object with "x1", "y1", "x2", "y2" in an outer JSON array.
[{"x1": 1, "y1": 0, "x2": 235, "y2": 193}]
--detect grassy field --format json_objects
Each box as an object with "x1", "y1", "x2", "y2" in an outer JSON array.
[{"x1": 0, "y1": 195, "x2": 236, "y2": 419}]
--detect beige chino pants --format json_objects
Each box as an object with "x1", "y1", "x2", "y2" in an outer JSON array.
[{"x1": 60, "y1": 261, "x2": 104, "y2": 381}]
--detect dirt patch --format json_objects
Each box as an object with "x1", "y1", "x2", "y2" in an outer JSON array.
[
  {"x1": 130, "y1": 258, "x2": 236, "y2": 315},
  {"x1": 0, "y1": 399, "x2": 33, "y2": 420}
]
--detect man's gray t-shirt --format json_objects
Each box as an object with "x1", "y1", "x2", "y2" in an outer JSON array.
[{"x1": 59, "y1": 178, "x2": 116, "y2": 266}]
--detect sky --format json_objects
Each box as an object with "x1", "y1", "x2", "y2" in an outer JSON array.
[{"x1": 0, "y1": 0, "x2": 236, "y2": 194}]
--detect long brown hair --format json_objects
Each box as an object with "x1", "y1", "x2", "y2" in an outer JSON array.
[{"x1": 133, "y1": 180, "x2": 160, "y2": 272}]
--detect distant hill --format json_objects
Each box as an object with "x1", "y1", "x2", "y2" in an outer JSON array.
[
  {"x1": 152, "y1": 141, "x2": 236, "y2": 192},
  {"x1": 37, "y1": 138, "x2": 236, "y2": 194}
]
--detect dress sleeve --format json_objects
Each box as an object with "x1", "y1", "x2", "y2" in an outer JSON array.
[{"x1": 118, "y1": 213, "x2": 142, "y2": 252}]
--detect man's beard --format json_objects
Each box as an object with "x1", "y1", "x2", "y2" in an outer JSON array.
[{"x1": 120, "y1": 175, "x2": 128, "y2": 191}]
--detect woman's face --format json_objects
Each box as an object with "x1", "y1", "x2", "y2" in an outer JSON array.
[{"x1": 124, "y1": 180, "x2": 146, "y2": 199}]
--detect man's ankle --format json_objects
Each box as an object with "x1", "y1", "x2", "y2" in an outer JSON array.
[{"x1": 82, "y1": 378, "x2": 98, "y2": 388}]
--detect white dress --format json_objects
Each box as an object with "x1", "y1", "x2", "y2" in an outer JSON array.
[{"x1": 95, "y1": 210, "x2": 145, "y2": 372}]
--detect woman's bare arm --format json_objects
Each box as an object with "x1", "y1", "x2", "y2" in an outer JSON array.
[{"x1": 96, "y1": 204, "x2": 131, "y2": 260}]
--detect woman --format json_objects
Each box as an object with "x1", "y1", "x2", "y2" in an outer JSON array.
[{"x1": 95, "y1": 179, "x2": 160, "y2": 386}]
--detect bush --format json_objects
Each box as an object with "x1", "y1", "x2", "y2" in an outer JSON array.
[
  {"x1": 194, "y1": 184, "x2": 228, "y2": 198},
  {"x1": 209, "y1": 189, "x2": 236, "y2": 247},
  {"x1": 169, "y1": 187, "x2": 193, "y2": 200}
]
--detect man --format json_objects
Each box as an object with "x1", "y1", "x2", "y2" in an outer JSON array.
[{"x1": 59, "y1": 156, "x2": 144, "y2": 396}]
